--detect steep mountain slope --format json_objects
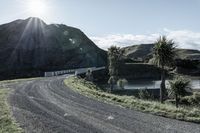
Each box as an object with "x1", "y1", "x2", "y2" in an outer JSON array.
[
  {"x1": 0, "y1": 17, "x2": 107, "y2": 79},
  {"x1": 123, "y1": 44, "x2": 200, "y2": 61}
]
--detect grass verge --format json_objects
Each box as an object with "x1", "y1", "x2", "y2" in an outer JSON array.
[
  {"x1": 0, "y1": 77, "x2": 40, "y2": 84},
  {"x1": 64, "y1": 76, "x2": 200, "y2": 123},
  {"x1": 0, "y1": 88, "x2": 22, "y2": 133}
]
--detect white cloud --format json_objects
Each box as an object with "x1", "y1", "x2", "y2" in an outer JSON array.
[
  {"x1": 90, "y1": 29, "x2": 200, "y2": 50},
  {"x1": 166, "y1": 29, "x2": 200, "y2": 50},
  {"x1": 90, "y1": 34, "x2": 159, "y2": 50}
]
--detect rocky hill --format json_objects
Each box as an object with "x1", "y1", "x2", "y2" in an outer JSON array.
[{"x1": 0, "y1": 17, "x2": 107, "y2": 79}]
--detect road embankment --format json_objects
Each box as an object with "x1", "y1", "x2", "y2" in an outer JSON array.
[{"x1": 64, "y1": 76, "x2": 200, "y2": 123}]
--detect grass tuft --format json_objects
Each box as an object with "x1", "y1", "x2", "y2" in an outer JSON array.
[{"x1": 0, "y1": 88, "x2": 23, "y2": 133}]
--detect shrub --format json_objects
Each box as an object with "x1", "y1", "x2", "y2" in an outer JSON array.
[
  {"x1": 193, "y1": 92, "x2": 200, "y2": 101},
  {"x1": 117, "y1": 79, "x2": 128, "y2": 89},
  {"x1": 180, "y1": 92, "x2": 200, "y2": 105},
  {"x1": 169, "y1": 76, "x2": 191, "y2": 108},
  {"x1": 138, "y1": 89, "x2": 154, "y2": 100}
]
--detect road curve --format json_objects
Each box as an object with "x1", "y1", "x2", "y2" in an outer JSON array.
[{"x1": 7, "y1": 75, "x2": 200, "y2": 133}]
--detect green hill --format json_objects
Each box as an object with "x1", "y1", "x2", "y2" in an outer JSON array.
[{"x1": 123, "y1": 44, "x2": 200, "y2": 61}]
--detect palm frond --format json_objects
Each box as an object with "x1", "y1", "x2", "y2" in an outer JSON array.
[{"x1": 152, "y1": 36, "x2": 176, "y2": 68}]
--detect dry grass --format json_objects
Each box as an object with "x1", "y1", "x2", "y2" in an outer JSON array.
[{"x1": 0, "y1": 88, "x2": 22, "y2": 133}]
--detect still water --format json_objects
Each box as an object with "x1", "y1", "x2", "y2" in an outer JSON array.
[{"x1": 124, "y1": 79, "x2": 200, "y2": 89}]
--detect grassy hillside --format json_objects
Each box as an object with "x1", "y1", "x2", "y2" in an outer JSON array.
[
  {"x1": 123, "y1": 44, "x2": 200, "y2": 61},
  {"x1": 122, "y1": 44, "x2": 154, "y2": 61}
]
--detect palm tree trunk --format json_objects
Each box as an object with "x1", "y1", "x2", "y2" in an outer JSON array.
[
  {"x1": 160, "y1": 66, "x2": 166, "y2": 103},
  {"x1": 175, "y1": 94, "x2": 178, "y2": 108}
]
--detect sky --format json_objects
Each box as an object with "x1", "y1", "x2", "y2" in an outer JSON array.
[{"x1": 0, "y1": 0, "x2": 200, "y2": 50}]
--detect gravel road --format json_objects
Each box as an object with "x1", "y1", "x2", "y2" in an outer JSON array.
[{"x1": 6, "y1": 75, "x2": 200, "y2": 133}]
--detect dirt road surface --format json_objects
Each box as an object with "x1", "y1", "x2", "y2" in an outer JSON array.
[{"x1": 6, "y1": 75, "x2": 200, "y2": 133}]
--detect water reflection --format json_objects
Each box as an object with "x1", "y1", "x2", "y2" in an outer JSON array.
[{"x1": 125, "y1": 79, "x2": 200, "y2": 89}]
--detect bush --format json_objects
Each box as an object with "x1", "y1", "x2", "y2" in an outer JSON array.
[
  {"x1": 169, "y1": 76, "x2": 191, "y2": 108},
  {"x1": 180, "y1": 92, "x2": 200, "y2": 105},
  {"x1": 138, "y1": 89, "x2": 154, "y2": 100},
  {"x1": 117, "y1": 79, "x2": 128, "y2": 89},
  {"x1": 194, "y1": 92, "x2": 200, "y2": 101},
  {"x1": 165, "y1": 99, "x2": 176, "y2": 104}
]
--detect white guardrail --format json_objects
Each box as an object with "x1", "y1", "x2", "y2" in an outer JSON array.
[{"x1": 44, "y1": 66, "x2": 106, "y2": 77}]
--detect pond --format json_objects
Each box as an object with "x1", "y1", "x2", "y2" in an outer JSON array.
[{"x1": 124, "y1": 79, "x2": 200, "y2": 89}]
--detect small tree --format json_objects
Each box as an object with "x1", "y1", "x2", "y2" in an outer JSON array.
[
  {"x1": 85, "y1": 69, "x2": 93, "y2": 81},
  {"x1": 152, "y1": 36, "x2": 176, "y2": 103},
  {"x1": 107, "y1": 46, "x2": 124, "y2": 92},
  {"x1": 169, "y1": 76, "x2": 191, "y2": 108}
]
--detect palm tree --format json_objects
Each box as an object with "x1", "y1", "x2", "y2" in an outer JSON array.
[
  {"x1": 85, "y1": 69, "x2": 93, "y2": 81},
  {"x1": 169, "y1": 76, "x2": 191, "y2": 108},
  {"x1": 152, "y1": 36, "x2": 176, "y2": 103},
  {"x1": 108, "y1": 46, "x2": 124, "y2": 92}
]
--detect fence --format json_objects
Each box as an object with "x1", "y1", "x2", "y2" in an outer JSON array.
[{"x1": 44, "y1": 66, "x2": 106, "y2": 77}]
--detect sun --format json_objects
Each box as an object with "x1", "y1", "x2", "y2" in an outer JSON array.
[{"x1": 27, "y1": 0, "x2": 47, "y2": 17}]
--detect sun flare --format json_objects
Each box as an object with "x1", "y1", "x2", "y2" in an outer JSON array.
[{"x1": 27, "y1": 0, "x2": 47, "y2": 17}]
